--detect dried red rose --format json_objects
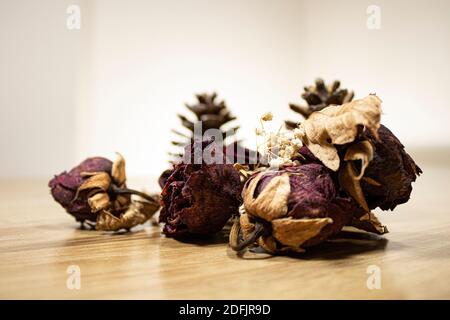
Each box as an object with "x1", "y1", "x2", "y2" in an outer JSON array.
[
  {"x1": 361, "y1": 124, "x2": 422, "y2": 210},
  {"x1": 230, "y1": 164, "x2": 364, "y2": 253},
  {"x1": 159, "y1": 139, "x2": 242, "y2": 237},
  {"x1": 49, "y1": 154, "x2": 160, "y2": 230}
]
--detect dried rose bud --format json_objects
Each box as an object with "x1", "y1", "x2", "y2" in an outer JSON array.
[
  {"x1": 49, "y1": 157, "x2": 113, "y2": 222},
  {"x1": 230, "y1": 164, "x2": 363, "y2": 253},
  {"x1": 361, "y1": 124, "x2": 422, "y2": 210},
  {"x1": 49, "y1": 154, "x2": 160, "y2": 230},
  {"x1": 159, "y1": 139, "x2": 242, "y2": 237}
]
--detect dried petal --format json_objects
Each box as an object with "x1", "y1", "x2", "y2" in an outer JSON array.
[
  {"x1": 96, "y1": 200, "x2": 160, "y2": 231},
  {"x1": 272, "y1": 217, "x2": 333, "y2": 249},
  {"x1": 111, "y1": 153, "x2": 127, "y2": 186},
  {"x1": 88, "y1": 192, "x2": 110, "y2": 213},
  {"x1": 243, "y1": 172, "x2": 291, "y2": 221},
  {"x1": 343, "y1": 140, "x2": 374, "y2": 179},
  {"x1": 298, "y1": 95, "x2": 382, "y2": 171},
  {"x1": 338, "y1": 140, "x2": 374, "y2": 212},
  {"x1": 78, "y1": 172, "x2": 112, "y2": 193},
  {"x1": 349, "y1": 211, "x2": 388, "y2": 235},
  {"x1": 339, "y1": 161, "x2": 369, "y2": 212},
  {"x1": 361, "y1": 125, "x2": 422, "y2": 210}
]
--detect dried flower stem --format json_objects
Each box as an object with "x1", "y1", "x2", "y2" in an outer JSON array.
[
  {"x1": 109, "y1": 184, "x2": 158, "y2": 204},
  {"x1": 229, "y1": 218, "x2": 265, "y2": 252}
]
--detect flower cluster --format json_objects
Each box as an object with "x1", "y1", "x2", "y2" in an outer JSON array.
[
  {"x1": 49, "y1": 86, "x2": 421, "y2": 257},
  {"x1": 229, "y1": 95, "x2": 421, "y2": 254}
]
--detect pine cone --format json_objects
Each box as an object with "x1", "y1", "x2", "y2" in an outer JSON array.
[
  {"x1": 170, "y1": 93, "x2": 239, "y2": 160},
  {"x1": 285, "y1": 78, "x2": 354, "y2": 129}
]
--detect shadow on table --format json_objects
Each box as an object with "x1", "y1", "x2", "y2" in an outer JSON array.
[
  {"x1": 227, "y1": 230, "x2": 388, "y2": 260},
  {"x1": 292, "y1": 230, "x2": 388, "y2": 260}
]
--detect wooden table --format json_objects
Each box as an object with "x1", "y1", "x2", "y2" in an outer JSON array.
[{"x1": 1, "y1": 154, "x2": 449, "y2": 299}]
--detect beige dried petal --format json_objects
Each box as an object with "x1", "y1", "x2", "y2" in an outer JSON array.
[
  {"x1": 338, "y1": 140, "x2": 374, "y2": 211},
  {"x1": 243, "y1": 172, "x2": 291, "y2": 221},
  {"x1": 271, "y1": 217, "x2": 333, "y2": 249},
  {"x1": 78, "y1": 172, "x2": 112, "y2": 192},
  {"x1": 88, "y1": 192, "x2": 110, "y2": 213},
  {"x1": 95, "y1": 200, "x2": 159, "y2": 231},
  {"x1": 344, "y1": 140, "x2": 374, "y2": 179},
  {"x1": 113, "y1": 194, "x2": 130, "y2": 211},
  {"x1": 339, "y1": 161, "x2": 369, "y2": 212},
  {"x1": 350, "y1": 212, "x2": 388, "y2": 235},
  {"x1": 299, "y1": 94, "x2": 382, "y2": 171},
  {"x1": 112, "y1": 152, "x2": 126, "y2": 186}
]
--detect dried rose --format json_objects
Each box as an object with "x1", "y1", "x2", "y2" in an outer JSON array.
[
  {"x1": 361, "y1": 124, "x2": 422, "y2": 210},
  {"x1": 49, "y1": 157, "x2": 113, "y2": 222},
  {"x1": 49, "y1": 154, "x2": 160, "y2": 231},
  {"x1": 293, "y1": 94, "x2": 420, "y2": 215},
  {"x1": 230, "y1": 164, "x2": 365, "y2": 253},
  {"x1": 159, "y1": 139, "x2": 242, "y2": 237}
]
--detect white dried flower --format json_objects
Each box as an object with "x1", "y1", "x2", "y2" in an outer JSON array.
[{"x1": 255, "y1": 128, "x2": 264, "y2": 136}]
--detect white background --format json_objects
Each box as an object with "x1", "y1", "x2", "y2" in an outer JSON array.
[{"x1": 1, "y1": 0, "x2": 449, "y2": 179}]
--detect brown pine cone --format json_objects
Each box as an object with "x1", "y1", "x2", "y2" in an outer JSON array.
[
  {"x1": 285, "y1": 78, "x2": 354, "y2": 129},
  {"x1": 170, "y1": 93, "x2": 239, "y2": 160}
]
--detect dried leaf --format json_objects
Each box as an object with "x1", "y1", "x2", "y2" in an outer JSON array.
[
  {"x1": 271, "y1": 217, "x2": 333, "y2": 249},
  {"x1": 243, "y1": 172, "x2": 291, "y2": 221},
  {"x1": 349, "y1": 212, "x2": 388, "y2": 235},
  {"x1": 96, "y1": 200, "x2": 159, "y2": 231},
  {"x1": 298, "y1": 95, "x2": 382, "y2": 171},
  {"x1": 112, "y1": 152, "x2": 126, "y2": 186},
  {"x1": 87, "y1": 192, "x2": 110, "y2": 213}
]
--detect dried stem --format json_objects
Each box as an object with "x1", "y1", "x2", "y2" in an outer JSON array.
[
  {"x1": 110, "y1": 185, "x2": 158, "y2": 204},
  {"x1": 229, "y1": 218, "x2": 265, "y2": 252}
]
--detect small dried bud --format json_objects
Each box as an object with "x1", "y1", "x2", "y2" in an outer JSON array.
[
  {"x1": 49, "y1": 154, "x2": 160, "y2": 230},
  {"x1": 261, "y1": 112, "x2": 273, "y2": 121}
]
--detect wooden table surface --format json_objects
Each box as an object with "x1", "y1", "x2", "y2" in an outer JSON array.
[{"x1": 1, "y1": 153, "x2": 449, "y2": 299}]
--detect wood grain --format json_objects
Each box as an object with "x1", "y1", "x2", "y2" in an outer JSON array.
[{"x1": 0, "y1": 160, "x2": 449, "y2": 299}]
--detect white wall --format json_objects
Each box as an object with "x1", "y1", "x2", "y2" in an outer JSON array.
[
  {"x1": 0, "y1": 0, "x2": 83, "y2": 178},
  {"x1": 1, "y1": 0, "x2": 449, "y2": 178}
]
